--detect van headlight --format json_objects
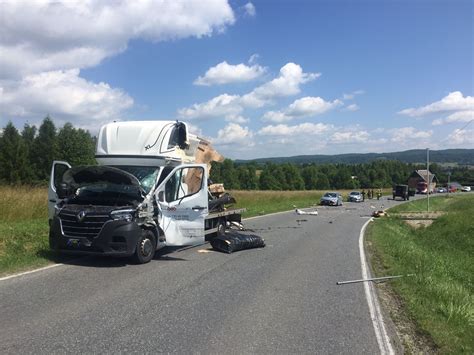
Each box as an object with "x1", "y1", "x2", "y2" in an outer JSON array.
[
  {"x1": 54, "y1": 204, "x2": 62, "y2": 215},
  {"x1": 110, "y1": 209, "x2": 135, "y2": 222}
]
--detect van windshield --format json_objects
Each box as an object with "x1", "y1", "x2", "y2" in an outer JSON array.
[{"x1": 112, "y1": 166, "x2": 160, "y2": 193}]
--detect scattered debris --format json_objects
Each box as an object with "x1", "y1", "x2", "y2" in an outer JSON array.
[
  {"x1": 372, "y1": 210, "x2": 386, "y2": 218},
  {"x1": 229, "y1": 221, "x2": 244, "y2": 230},
  {"x1": 295, "y1": 208, "x2": 318, "y2": 216},
  {"x1": 197, "y1": 249, "x2": 213, "y2": 253},
  {"x1": 210, "y1": 233, "x2": 265, "y2": 254},
  {"x1": 336, "y1": 274, "x2": 414, "y2": 285}
]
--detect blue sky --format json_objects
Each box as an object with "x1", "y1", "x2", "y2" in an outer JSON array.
[{"x1": 1, "y1": 0, "x2": 472, "y2": 159}]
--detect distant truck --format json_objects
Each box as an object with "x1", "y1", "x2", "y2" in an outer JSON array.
[
  {"x1": 392, "y1": 184, "x2": 410, "y2": 201},
  {"x1": 48, "y1": 121, "x2": 244, "y2": 264}
]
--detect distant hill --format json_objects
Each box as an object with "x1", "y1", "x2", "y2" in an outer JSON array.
[{"x1": 236, "y1": 149, "x2": 474, "y2": 166}]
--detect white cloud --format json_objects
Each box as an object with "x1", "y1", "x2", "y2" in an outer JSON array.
[
  {"x1": 179, "y1": 62, "x2": 320, "y2": 120},
  {"x1": 330, "y1": 130, "x2": 370, "y2": 144},
  {"x1": 194, "y1": 59, "x2": 266, "y2": 86},
  {"x1": 243, "y1": 2, "x2": 256, "y2": 17},
  {"x1": 213, "y1": 123, "x2": 254, "y2": 145},
  {"x1": 0, "y1": 0, "x2": 236, "y2": 125},
  {"x1": 242, "y1": 63, "x2": 320, "y2": 107},
  {"x1": 225, "y1": 115, "x2": 249, "y2": 124},
  {"x1": 0, "y1": 0, "x2": 235, "y2": 79},
  {"x1": 342, "y1": 90, "x2": 365, "y2": 100},
  {"x1": 177, "y1": 93, "x2": 241, "y2": 119},
  {"x1": 262, "y1": 96, "x2": 343, "y2": 122},
  {"x1": 0, "y1": 69, "x2": 133, "y2": 124},
  {"x1": 399, "y1": 91, "x2": 474, "y2": 117},
  {"x1": 262, "y1": 111, "x2": 292, "y2": 123},
  {"x1": 390, "y1": 127, "x2": 433, "y2": 143},
  {"x1": 258, "y1": 122, "x2": 333, "y2": 136},
  {"x1": 432, "y1": 110, "x2": 474, "y2": 126},
  {"x1": 445, "y1": 128, "x2": 474, "y2": 145},
  {"x1": 344, "y1": 104, "x2": 360, "y2": 112},
  {"x1": 288, "y1": 96, "x2": 343, "y2": 116}
]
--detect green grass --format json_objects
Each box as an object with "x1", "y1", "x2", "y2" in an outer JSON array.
[
  {"x1": 0, "y1": 219, "x2": 52, "y2": 276},
  {"x1": 367, "y1": 195, "x2": 474, "y2": 353},
  {"x1": 231, "y1": 190, "x2": 324, "y2": 218},
  {"x1": 388, "y1": 194, "x2": 470, "y2": 213},
  {"x1": 0, "y1": 186, "x2": 56, "y2": 276}
]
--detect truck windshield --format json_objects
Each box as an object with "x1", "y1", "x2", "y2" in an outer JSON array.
[{"x1": 112, "y1": 166, "x2": 160, "y2": 193}]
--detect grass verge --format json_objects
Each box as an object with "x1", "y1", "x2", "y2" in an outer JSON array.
[{"x1": 366, "y1": 195, "x2": 474, "y2": 353}]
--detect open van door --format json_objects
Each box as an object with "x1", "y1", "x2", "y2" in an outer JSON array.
[
  {"x1": 48, "y1": 161, "x2": 71, "y2": 222},
  {"x1": 155, "y1": 164, "x2": 208, "y2": 246}
]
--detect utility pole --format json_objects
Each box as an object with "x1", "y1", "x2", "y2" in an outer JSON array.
[{"x1": 427, "y1": 148, "x2": 430, "y2": 212}]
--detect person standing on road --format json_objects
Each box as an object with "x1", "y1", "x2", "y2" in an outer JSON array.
[{"x1": 362, "y1": 189, "x2": 366, "y2": 201}]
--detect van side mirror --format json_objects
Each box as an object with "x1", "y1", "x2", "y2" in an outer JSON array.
[
  {"x1": 158, "y1": 191, "x2": 165, "y2": 202},
  {"x1": 57, "y1": 183, "x2": 71, "y2": 199}
]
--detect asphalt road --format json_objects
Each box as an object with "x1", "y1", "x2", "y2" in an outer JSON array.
[{"x1": 0, "y1": 196, "x2": 412, "y2": 353}]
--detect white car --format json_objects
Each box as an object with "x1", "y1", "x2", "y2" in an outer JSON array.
[{"x1": 461, "y1": 186, "x2": 471, "y2": 192}]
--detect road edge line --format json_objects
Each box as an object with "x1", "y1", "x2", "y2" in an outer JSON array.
[
  {"x1": 359, "y1": 218, "x2": 395, "y2": 355},
  {"x1": 0, "y1": 263, "x2": 64, "y2": 282}
]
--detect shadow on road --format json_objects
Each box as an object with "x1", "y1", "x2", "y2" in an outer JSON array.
[{"x1": 36, "y1": 244, "x2": 190, "y2": 269}]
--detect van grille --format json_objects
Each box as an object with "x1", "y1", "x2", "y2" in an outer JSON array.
[{"x1": 59, "y1": 210, "x2": 111, "y2": 238}]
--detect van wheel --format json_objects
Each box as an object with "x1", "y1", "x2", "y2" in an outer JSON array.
[{"x1": 133, "y1": 230, "x2": 156, "y2": 264}]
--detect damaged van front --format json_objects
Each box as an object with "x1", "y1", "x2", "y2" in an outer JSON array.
[{"x1": 49, "y1": 164, "x2": 160, "y2": 263}]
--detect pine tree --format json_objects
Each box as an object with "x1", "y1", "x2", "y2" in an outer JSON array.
[
  {"x1": 0, "y1": 122, "x2": 30, "y2": 184},
  {"x1": 57, "y1": 123, "x2": 96, "y2": 166},
  {"x1": 32, "y1": 116, "x2": 58, "y2": 181},
  {"x1": 21, "y1": 123, "x2": 37, "y2": 180}
]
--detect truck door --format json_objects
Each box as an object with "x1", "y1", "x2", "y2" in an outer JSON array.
[
  {"x1": 155, "y1": 164, "x2": 208, "y2": 246},
  {"x1": 48, "y1": 161, "x2": 71, "y2": 221}
]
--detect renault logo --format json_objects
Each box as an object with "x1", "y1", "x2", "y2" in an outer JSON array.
[{"x1": 76, "y1": 210, "x2": 87, "y2": 222}]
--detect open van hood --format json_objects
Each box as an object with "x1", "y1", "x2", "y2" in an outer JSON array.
[{"x1": 63, "y1": 166, "x2": 142, "y2": 190}]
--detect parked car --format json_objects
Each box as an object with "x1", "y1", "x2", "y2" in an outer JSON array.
[
  {"x1": 461, "y1": 186, "x2": 471, "y2": 192},
  {"x1": 320, "y1": 192, "x2": 343, "y2": 206},
  {"x1": 348, "y1": 191, "x2": 363, "y2": 202},
  {"x1": 436, "y1": 187, "x2": 447, "y2": 193}
]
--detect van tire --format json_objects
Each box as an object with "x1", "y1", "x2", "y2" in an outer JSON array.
[{"x1": 133, "y1": 230, "x2": 156, "y2": 264}]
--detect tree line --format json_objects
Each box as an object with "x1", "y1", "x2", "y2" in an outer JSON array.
[
  {"x1": 1, "y1": 117, "x2": 473, "y2": 188},
  {"x1": 211, "y1": 160, "x2": 474, "y2": 190},
  {"x1": 0, "y1": 117, "x2": 96, "y2": 184}
]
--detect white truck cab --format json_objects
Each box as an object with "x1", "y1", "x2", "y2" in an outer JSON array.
[{"x1": 48, "y1": 121, "x2": 244, "y2": 263}]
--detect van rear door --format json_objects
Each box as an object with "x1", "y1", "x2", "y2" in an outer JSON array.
[{"x1": 48, "y1": 161, "x2": 71, "y2": 221}]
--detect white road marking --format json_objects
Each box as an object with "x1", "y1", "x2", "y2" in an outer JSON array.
[
  {"x1": 0, "y1": 263, "x2": 64, "y2": 282},
  {"x1": 359, "y1": 218, "x2": 395, "y2": 355}
]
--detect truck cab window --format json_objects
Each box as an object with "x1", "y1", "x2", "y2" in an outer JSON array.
[{"x1": 165, "y1": 167, "x2": 204, "y2": 202}]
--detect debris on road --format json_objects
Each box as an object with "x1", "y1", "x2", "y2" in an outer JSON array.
[
  {"x1": 295, "y1": 208, "x2": 318, "y2": 216},
  {"x1": 372, "y1": 210, "x2": 386, "y2": 218},
  {"x1": 336, "y1": 274, "x2": 414, "y2": 285},
  {"x1": 210, "y1": 233, "x2": 265, "y2": 254}
]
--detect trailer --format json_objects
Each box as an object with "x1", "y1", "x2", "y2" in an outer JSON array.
[{"x1": 48, "y1": 121, "x2": 245, "y2": 264}]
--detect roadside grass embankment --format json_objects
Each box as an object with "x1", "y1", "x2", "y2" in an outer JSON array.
[
  {"x1": 0, "y1": 186, "x2": 51, "y2": 276},
  {"x1": 366, "y1": 194, "x2": 474, "y2": 353}
]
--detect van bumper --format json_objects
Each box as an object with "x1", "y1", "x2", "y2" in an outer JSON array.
[{"x1": 49, "y1": 216, "x2": 140, "y2": 256}]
